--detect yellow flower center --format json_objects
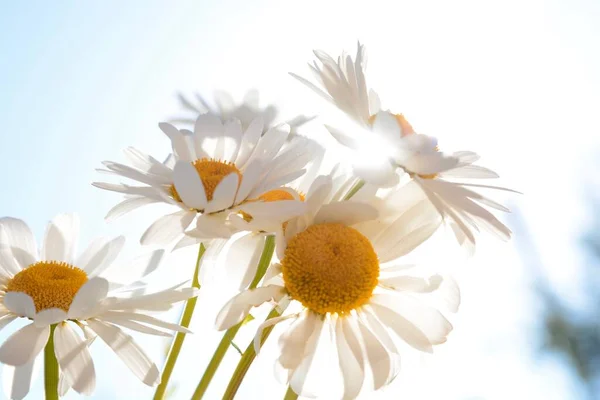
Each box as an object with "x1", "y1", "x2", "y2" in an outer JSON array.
[
  {"x1": 170, "y1": 158, "x2": 242, "y2": 204},
  {"x1": 281, "y1": 223, "x2": 379, "y2": 315},
  {"x1": 414, "y1": 172, "x2": 438, "y2": 179},
  {"x1": 368, "y1": 113, "x2": 415, "y2": 137},
  {"x1": 240, "y1": 189, "x2": 305, "y2": 223},
  {"x1": 6, "y1": 261, "x2": 88, "y2": 313}
]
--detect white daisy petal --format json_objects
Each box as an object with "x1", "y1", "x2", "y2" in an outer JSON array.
[
  {"x1": 248, "y1": 169, "x2": 307, "y2": 199},
  {"x1": 190, "y1": 213, "x2": 233, "y2": 239},
  {"x1": 371, "y1": 111, "x2": 403, "y2": 148},
  {"x1": 224, "y1": 233, "x2": 265, "y2": 290},
  {"x1": 368, "y1": 89, "x2": 381, "y2": 115},
  {"x1": 99, "y1": 318, "x2": 172, "y2": 337},
  {"x1": 110, "y1": 286, "x2": 197, "y2": 313},
  {"x1": 222, "y1": 119, "x2": 243, "y2": 161},
  {"x1": 249, "y1": 125, "x2": 289, "y2": 165},
  {"x1": 254, "y1": 313, "x2": 297, "y2": 354},
  {"x1": 194, "y1": 114, "x2": 224, "y2": 155},
  {"x1": 440, "y1": 164, "x2": 499, "y2": 179},
  {"x1": 0, "y1": 315, "x2": 18, "y2": 333},
  {"x1": 237, "y1": 200, "x2": 306, "y2": 223},
  {"x1": 371, "y1": 294, "x2": 452, "y2": 346},
  {"x1": 236, "y1": 117, "x2": 264, "y2": 167},
  {"x1": 324, "y1": 125, "x2": 360, "y2": 149},
  {"x1": 105, "y1": 196, "x2": 159, "y2": 222},
  {"x1": 369, "y1": 303, "x2": 432, "y2": 353},
  {"x1": 100, "y1": 311, "x2": 192, "y2": 334},
  {"x1": 3, "y1": 357, "x2": 40, "y2": 400},
  {"x1": 359, "y1": 308, "x2": 399, "y2": 357},
  {"x1": 3, "y1": 292, "x2": 36, "y2": 319},
  {"x1": 103, "y1": 250, "x2": 164, "y2": 284},
  {"x1": 278, "y1": 312, "x2": 316, "y2": 370},
  {"x1": 0, "y1": 218, "x2": 38, "y2": 269},
  {"x1": 357, "y1": 318, "x2": 393, "y2": 389},
  {"x1": 173, "y1": 161, "x2": 208, "y2": 210},
  {"x1": 58, "y1": 372, "x2": 72, "y2": 397},
  {"x1": 352, "y1": 157, "x2": 399, "y2": 188},
  {"x1": 68, "y1": 278, "x2": 109, "y2": 320},
  {"x1": 314, "y1": 202, "x2": 378, "y2": 226},
  {"x1": 204, "y1": 173, "x2": 239, "y2": 213},
  {"x1": 173, "y1": 234, "x2": 202, "y2": 251},
  {"x1": 0, "y1": 324, "x2": 49, "y2": 366},
  {"x1": 379, "y1": 274, "x2": 442, "y2": 293},
  {"x1": 289, "y1": 314, "x2": 324, "y2": 397},
  {"x1": 78, "y1": 236, "x2": 125, "y2": 278},
  {"x1": 436, "y1": 275, "x2": 461, "y2": 313},
  {"x1": 374, "y1": 200, "x2": 441, "y2": 262},
  {"x1": 234, "y1": 159, "x2": 262, "y2": 204},
  {"x1": 86, "y1": 319, "x2": 160, "y2": 386},
  {"x1": 122, "y1": 147, "x2": 173, "y2": 178},
  {"x1": 41, "y1": 213, "x2": 79, "y2": 263},
  {"x1": 215, "y1": 285, "x2": 286, "y2": 330},
  {"x1": 54, "y1": 322, "x2": 96, "y2": 395},
  {"x1": 33, "y1": 308, "x2": 67, "y2": 327},
  {"x1": 140, "y1": 210, "x2": 195, "y2": 246},
  {"x1": 336, "y1": 317, "x2": 365, "y2": 399},
  {"x1": 0, "y1": 249, "x2": 22, "y2": 278},
  {"x1": 159, "y1": 122, "x2": 194, "y2": 161}
]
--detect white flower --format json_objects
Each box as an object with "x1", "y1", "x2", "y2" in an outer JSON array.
[
  {"x1": 292, "y1": 44, "x2": 515, "y2": 247},
  {"x1": 371, "y1": 112, "x2": 515, "y2": 248},
  {"x1": 0, "y1": 214, "x2": 197, "y2": 399},
  {"x1": 171, "y1": 89, "x2": 313, "y2": 133},
  {"x1": 215, "y1": 176, "x2": 458, "y2": 399},
  {"x1": 94, "y1": 113, "x2": 316, "y2": 248},
  {"x1": 290, "y1": 42, "x2": 378, "y2": 127}
]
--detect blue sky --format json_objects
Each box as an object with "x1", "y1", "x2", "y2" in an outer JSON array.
[{"x1": 1, "y1": 0, "x2": 600, "y2": 399}]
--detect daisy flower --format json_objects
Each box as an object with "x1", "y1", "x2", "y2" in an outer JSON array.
[
  {"x1": 214, "y1": 145, "x2": 326, "y2": 291},
  {"x1": 292, "y1": 44, "x2": 515, "y2": 247},
  {"x1": 171, "y1": 89, "x2": 313, "y2": 133},
  {"x1": 215, "y1": 176, "x2": 458, "y2": 399},
  {"x1": 0, "y1": 214, "x2": 197, "y2": 399},
  {"x1": 94, "y1": 113, "x2": 316, "y2": 248}
]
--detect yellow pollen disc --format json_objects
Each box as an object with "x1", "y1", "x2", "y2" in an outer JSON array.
[
  {"x1": 281, "y1": 223, "x2": 379, "y2": 315},
  {"x1": 369, "y1": 113, "x2": 415, "y2": 137},
  {"x1": 6, "y1": 261, "x2": 88, "y2": 313},
  {"x1": 169, "y1": 158, "x2": 242, "y2": 204},
  {"x1": 240, "y1": 189, "x2": 305, "y2": 223}
]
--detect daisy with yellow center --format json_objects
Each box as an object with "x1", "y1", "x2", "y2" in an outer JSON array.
[
  {"x1": 199, "y1": 146, "x2": 325, "y2": 292},
  {"x1": 94, "y1": 113, "x2": 316, "y2": 248},
  {"x1": 292, "y1": 43, "x2": 516, "y2": 249},
  {"x1": 215, "y1": 176, "x2": 459, "y2": 399},
  {"x1": 0, "y1": 214, "x2": 197, "y2": 399}
]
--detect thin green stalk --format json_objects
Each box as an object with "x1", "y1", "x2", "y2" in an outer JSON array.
[
  {"x1": 153, "y1": 243, "x2": 206, "y2": 400},
  {"x1": 222, "y1": 307, "x2": 282, "y2": 400},
  {"x1": 343, "y1": 178, "x2": 365, "y2": 200},
  {"x1": 44, "y1": 324, "x2": 59, "y2": 400},
  {"x1": 247, "y1": 235, "x2": 276, "y2": 290},
  {"x1": 191, "y1": 235, "x2": 275, "y2": 400},
  {"x1": 284, "y1": 385, "x2": 299, "y2": 400}
]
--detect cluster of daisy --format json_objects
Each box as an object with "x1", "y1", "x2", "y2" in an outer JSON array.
[{"x1": 0, "y1": 43, "x2": 514, "y2": 400}]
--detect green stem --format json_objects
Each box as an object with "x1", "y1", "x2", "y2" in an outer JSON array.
[
  {"x1": 343, "y1": 178, "x2": 365, "y2": 200},
  {"x1": 191, "y1": 235, "x2": 275, "y2": 400},
  {"x1": 153, "y1": 243, "x2": 206, "y2": 400},
  {"x1": 284, "y1": 386, "x2": 299, "y2": 400},
  {"x1": 44, "y1": 324, "x2": 59, "y2": 400},
  {"x1": 222, "y1": 307, "x2": 282, "y2": 400},
  {"x1": 248, "y1": 235, "x2": 276, "y2": 290}
]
